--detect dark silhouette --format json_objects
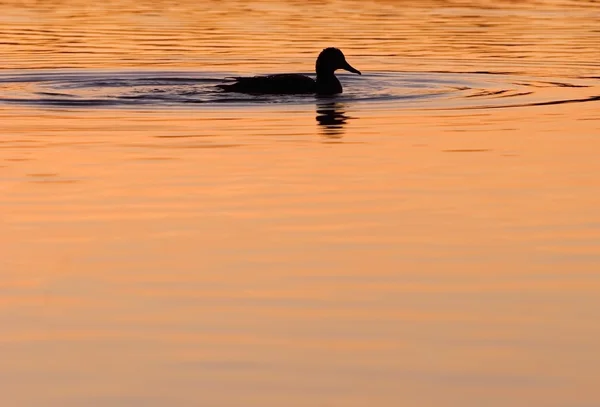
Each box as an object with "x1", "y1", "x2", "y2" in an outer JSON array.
[{"x1": 217, "y1": 48, "x2": 361, "y2": 95}]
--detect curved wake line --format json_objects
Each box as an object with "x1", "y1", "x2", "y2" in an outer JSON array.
[{"x1": 449, "y1": 95, "x2": 600, "y2": 111}]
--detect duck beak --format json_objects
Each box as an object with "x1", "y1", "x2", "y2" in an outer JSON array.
[{"x1": 342, "y1": 61, "x2": 361, "y2": 75}]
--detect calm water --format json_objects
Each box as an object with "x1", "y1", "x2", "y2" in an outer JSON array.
[{"x1": 1, "y1": 1, "x2": 600, "y2": 406}]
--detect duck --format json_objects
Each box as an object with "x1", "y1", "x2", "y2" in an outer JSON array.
[{"x1": 217, "y1": 48, "x2": 361, "y2": 95}]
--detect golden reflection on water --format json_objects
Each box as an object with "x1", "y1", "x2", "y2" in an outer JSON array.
[
  {"x1": 1, "y1": 0, "x2": 599, "y2": 75},
  {"x1": 3, "y1": 101, "x2": 600, "y2": 406},
  {"x1": 1, "y1": 0, "x2": 600, "y2": 406}
]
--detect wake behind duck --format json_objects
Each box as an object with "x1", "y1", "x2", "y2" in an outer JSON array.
[{"x1": 217, "y1": 48, "x2": 361, "y2": 95}]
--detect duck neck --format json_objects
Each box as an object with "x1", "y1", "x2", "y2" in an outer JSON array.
[{"x1": 315, "y1": 70, "x2": 342, "y2": 95}]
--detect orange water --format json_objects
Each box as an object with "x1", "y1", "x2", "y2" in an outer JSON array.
[{"x1": 1, "y1": 1, "x2": 600, "y2": 406}]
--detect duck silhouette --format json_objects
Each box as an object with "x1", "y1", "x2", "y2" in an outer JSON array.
[{"x1": 217, "y1": 48, "x2": 361, "y2": 95}]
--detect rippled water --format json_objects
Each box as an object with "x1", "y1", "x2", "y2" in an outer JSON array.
[
  {"x1": 1, "y1": 1, "x2": 600, "y2": 406},
  {"x1": 1, "y1": 70, "x2": 599, "y2": 109}
]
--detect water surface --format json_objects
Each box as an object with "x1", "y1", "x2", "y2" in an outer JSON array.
[{"x1": 1, "y1": 1, "x2": 600, "y2": 406}]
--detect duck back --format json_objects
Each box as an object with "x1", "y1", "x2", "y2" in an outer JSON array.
[{"x1": 218, "y1": 74, "x2": 316, "y2": 94}]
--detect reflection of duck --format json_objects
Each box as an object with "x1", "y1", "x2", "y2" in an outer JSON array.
[
  {"x1": 217, "y1": 48, "x2": 361, "y2": 95},
  {"x1": 316, "y1": 102, "x2": 351, "y2": 138}
]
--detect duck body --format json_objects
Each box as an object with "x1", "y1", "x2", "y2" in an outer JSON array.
[
  {"x1": 219, "y1": 74, "x2": 317, "y2": 94},
  {"x1": 217, "y1": 48, "x2": 360, "y2": 95}
]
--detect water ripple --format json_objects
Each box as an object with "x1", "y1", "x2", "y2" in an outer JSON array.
[{"x1": 0, "y1": 70, "x2": 598, "y2": 110}]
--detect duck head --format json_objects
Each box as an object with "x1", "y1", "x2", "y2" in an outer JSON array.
[{"x1": 315, "y1": 48, "x2": 361, "y2": 76}]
